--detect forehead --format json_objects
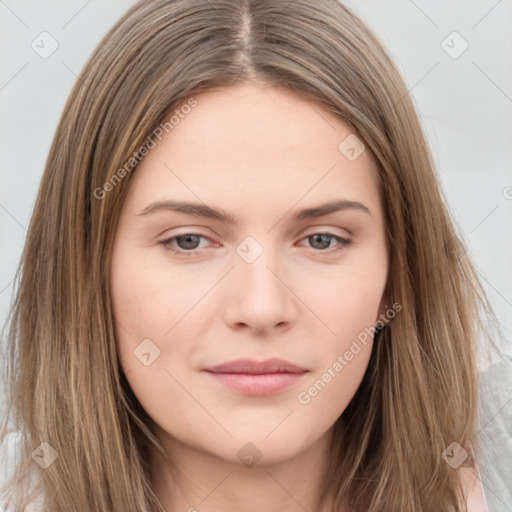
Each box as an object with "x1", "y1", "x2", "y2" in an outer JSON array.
[
  {"x1": 122, "y1": 84, "x2": 381, "y2": 220},
  {"x1": 165, "y1": 84, "x2": 364, "y2": 164}
]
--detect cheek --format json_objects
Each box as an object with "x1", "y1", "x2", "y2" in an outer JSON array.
[
  {"x1": 109, "y1": 261, "x2": 183, "y2": 425},
  {"x1": 293, "y1": 262, "x2": 384, "y2": 414},
  {"x1": 302, "y1": 263, "x2": 386, "y2": 341},
  {"x1": 110, "y1": 247, "x2": 167, "y2": 377},
  {"x1": 303, "y1": 332, "x2": 374, "y2": 421},
  {"x1": 109, "y1": 247, "x2": 215, "y2": 417},
  {"x1": 109, "y1": 247, "x2": 204, "y2": 351},
  {"x1": 296, "y1": 330, "x2": 374, "y2": 424}
]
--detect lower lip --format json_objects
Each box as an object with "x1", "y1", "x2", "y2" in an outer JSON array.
[{"x1": 202, "y1": 371, "x2": 308, "y2": 396}]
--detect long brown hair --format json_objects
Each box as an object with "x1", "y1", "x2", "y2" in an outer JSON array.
[{"x1": 1, "y1": 0, "x2": 505, "y2": 510}]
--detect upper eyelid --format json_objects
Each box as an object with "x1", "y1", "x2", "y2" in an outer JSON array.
[{"x1": 160, "y1": 224, "x2": 352, "y2": 239}]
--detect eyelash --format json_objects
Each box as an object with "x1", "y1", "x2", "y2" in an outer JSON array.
[{"x1": 159, "y1": 232, "x2": 352, "y2": 256}]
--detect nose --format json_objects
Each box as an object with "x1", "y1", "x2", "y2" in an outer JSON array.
[{"x1": 222, "y1": 246, "x2": 298, "y2": 335}]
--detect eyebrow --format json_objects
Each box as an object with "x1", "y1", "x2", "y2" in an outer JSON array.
[{"x1": 136, "y1": 198, "x2": 372, "y2": 223}]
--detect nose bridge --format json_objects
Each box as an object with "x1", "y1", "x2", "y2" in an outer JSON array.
[
  {"x1": 235, "y1": 234, "x2": 285, "y2": 299},
  {"x1": 223, "y1": 234, "x2": 295, "y2": 331}
]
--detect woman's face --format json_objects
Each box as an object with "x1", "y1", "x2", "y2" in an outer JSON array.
[{"x1": 110, "y1": 84, "x2": 389, "y2": 467}]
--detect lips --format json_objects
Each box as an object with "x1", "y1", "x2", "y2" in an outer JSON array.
[
  {"x1": 202, "y1": 358, "x2": 309, "y2": 396},
  {"x1": 203, "y1": 358, "x2": 308, "y2": 375}
]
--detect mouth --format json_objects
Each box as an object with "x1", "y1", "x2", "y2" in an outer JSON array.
[{"x1": 202, "y1": 358, "x2": 309, "y2": 396}]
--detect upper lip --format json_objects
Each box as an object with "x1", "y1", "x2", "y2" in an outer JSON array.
[{"x1": 203, "y1": 358, "x2": 308, "y2": 374}]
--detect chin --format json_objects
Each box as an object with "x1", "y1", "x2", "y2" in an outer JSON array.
[{"x1": 222, "y1": 430, "x2": 314, "y2": 466}]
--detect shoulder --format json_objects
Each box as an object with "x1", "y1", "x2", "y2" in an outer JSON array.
[{"x1": 459, "y1": 463, "x2": 489, "y2": 512}]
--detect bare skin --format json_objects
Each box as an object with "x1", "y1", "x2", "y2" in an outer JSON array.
[{"x1": 110, "y1": 83, "x2": 389, "y2": 512}]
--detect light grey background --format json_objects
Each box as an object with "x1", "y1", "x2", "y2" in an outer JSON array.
[{"x1": 1, "y1": 1, "x2": 511, "y2": 506}]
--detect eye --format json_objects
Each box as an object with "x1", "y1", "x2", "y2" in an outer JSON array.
[
  {"x1": 159, "y1": 231, "x2": 352, "y2": 256},
  {"x1": 159, "y1": 233, "x2": 211, "y2": 255},
  {"x1": 299, "y1": 233, "x2": 352, "y2": 253}
]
